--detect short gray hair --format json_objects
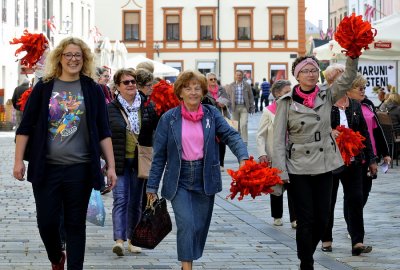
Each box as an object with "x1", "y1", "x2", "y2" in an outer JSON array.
[
  {"x1": 206, "y1": 72, "x2": 217, "y2": 79},
  {"x1": 271, "y1": 80, "x2": 291, "y2": 98}
]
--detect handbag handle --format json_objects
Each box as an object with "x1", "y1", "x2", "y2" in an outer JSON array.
[{"x1": 119, "y1": 108, "x2": 138, "y2": 145}]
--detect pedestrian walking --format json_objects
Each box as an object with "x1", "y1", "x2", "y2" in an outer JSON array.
[
  {"x1": 13, "y1": 37, "x2": 117, "y2": 270},
  {"x1": 256, "y1": 79, "x2": 297, "y2": 228},
  {"x1": 272, "y1": 54, "x2": 359, "y2": 270},
  {"x1": 225, "y1": 69, "x2": 255, "y2": 144},
  {"x1": 253, "y1": 82, "x2": 260, "y2": 112},
  {"x1": 146, "y1": 70, "x2": 249, "y2": 270},
  {"x1": 259, "y1": 78, "x2": 270, "y2": 110},
  {"x1": 11, "y1": 78, "x2": 31, "y2": 129},
  {"x1": 96, "y1": 66, "x2": 113, "y2": 104}
]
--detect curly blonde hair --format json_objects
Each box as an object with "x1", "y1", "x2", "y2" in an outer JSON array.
[
  {"x1": 43, "y1": 37, "x2": 95, "y2": 82},
  {"x1": 385, "y1": 93, "x2": 400, "y2": 105},
  {"x1": 174, "y1": 70, "x2": 207, "y2": 100},
  {"x1": 350, "y1": 73, "x2": 367, "y2": 90}
]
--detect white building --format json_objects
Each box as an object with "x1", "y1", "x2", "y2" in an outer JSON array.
[
  {"x1": 95, "y1": 0, "x2": 307, "y2": 85},
  {"x1": 0, "y1": 0, "x2": 95, "y2": 103}
]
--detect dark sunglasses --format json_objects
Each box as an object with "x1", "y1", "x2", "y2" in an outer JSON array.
[
  {"x1": 121, "y1": 80, "x2": 136, "y2": 86},
  {"x1": 209, "y1": 78, "x2": 217, "y2": 81}
]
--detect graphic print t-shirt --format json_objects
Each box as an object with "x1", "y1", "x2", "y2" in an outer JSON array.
[{"x1": 46, "y1": 79, "x2": 91, "y2": 164}]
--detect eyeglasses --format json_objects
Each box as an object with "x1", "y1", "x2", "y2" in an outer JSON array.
[
  {"x1": 358, "y1": 86, "x2": 366, "y2": 91},
  {"x1": 62, "y1": 52, "x2": 83, "y2": 60},
  {"x1": 121, "y1": 80, "x2": 136, "y2": 86},
  {"x1": 209, "y1": 78, "x2": 217, "y2": 81},
  {"x1": 101, "y1": 74, "x2": 110, "y2": 79},
  {"x1": 299, "y1": 68, "x2": 319, "y2": 75},
  {"x1": 144, "y1": 83, "x2": 152, "y2": 88}
]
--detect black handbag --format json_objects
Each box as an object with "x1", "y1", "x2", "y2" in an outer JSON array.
[{"x1": 131, "y1": 197, "x2": 172, "y2": 249}]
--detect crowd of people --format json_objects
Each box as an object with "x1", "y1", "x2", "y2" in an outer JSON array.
[{"x1": 11, "y1": 35, "x2": 396, "y2": 270}]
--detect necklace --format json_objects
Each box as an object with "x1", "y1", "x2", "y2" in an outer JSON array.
[{"x1": 335, "y1": 97, "x2": 349, "y2": 110}]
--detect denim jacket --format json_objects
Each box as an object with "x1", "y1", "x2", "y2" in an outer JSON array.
[{"x1": 146, "y1": 104, "x2": 249, "y2": 200}]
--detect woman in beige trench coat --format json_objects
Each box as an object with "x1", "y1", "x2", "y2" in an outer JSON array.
[{"x1": 272, "y1": 55, "x2": 358, "y2": 270}]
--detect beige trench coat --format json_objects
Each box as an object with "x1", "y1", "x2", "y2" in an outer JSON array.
[{"x1": 272, "y1": 57, "x2": 358, "y2": 180}]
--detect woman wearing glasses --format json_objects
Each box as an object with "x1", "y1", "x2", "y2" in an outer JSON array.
[
  {"x1": 13, "y1": 37, "x2": 117, "y2": 269},
  {"x1": 107, "y1": 68, "x2": 151, "y2": 256},
  {"x1": 96, "y1": 66, "x2": 113, "y2": 104},
  {"x1": 272, "y1": 55, "x2": 358, "y2": 270}
]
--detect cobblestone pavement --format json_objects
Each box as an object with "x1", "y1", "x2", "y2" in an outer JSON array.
[{"x1": 1, "y1": 112, "x2": 399, "y2": 269}]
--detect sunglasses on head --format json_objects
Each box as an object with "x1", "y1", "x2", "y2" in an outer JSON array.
[{"x1": 121, "y1": 80, "x2": 136, "y2": 86}]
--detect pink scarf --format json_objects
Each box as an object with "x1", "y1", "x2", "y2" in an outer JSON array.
[
  {"x1": 294, "y1": 85, "x2": 319, "y2": 108},
  {"x1": 181, "y1": 102, "x2": 204, "y2": 122},
  {"x1": 208, "y1": 85, "x2": 219, "y2": 100},
  {"x1": 266, "y1": 101, "x2": 277, "y2": 115}
]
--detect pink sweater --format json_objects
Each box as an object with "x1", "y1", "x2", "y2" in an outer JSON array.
[{"x1": 181, "y1": 117, "x2": 204, "y2": 161}]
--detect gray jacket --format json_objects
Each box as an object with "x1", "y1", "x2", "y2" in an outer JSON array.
[
  {"x1": 272, "y1": 57, "x2": 358, "y2": 180},
  {"x1": 225, "y1": 81, "x2": 255, "y2": 113}
]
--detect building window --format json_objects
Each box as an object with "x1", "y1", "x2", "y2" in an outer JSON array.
[
  {"x1": 271, "y1": 14, "x2": 285, "y2": 40},
  {"x1": 15, "y1": 0, "x2": 20, "y2": 26},
  {"x1": 166, "y1": 15, "x2": 179, "y2": 41},
  {"x1": 237, "y1": 15, "x2": 251, "y2": 40},
  {"x1": 2, "y1": 0, "x2": 6, "y2": 23},
  {"x1": 42, "y1": 0, "x2": 46, "y2": 32},
  {"x1": 23, "y1": 0, "x2": 28, "y2": 27},
  {"x1": 34, "y1": 0, "x2": 38, "y2": 29},
  {"x1": 87, "y1": 9, "x2": 90, "y2": 31},
  {"x1": 200, "y1": 15, "x2": 213, "y2": 40},
  {"x1": 124, "y1": 11, "x2": 140, "y2": 41}
]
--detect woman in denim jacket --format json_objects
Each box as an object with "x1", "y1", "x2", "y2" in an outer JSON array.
[{"x1": 146, "y1": 70, "x2": 248, "y2": 270}]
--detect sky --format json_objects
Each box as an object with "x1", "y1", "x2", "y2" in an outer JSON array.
[{"x1": 305, "y1": 0, "x2": 329, "y2": 30}]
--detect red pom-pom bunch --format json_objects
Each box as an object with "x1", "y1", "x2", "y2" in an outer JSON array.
[
  {"x1": 334, "y1": 13, "x2": 376, "y2": 58},
  {"x1": 335, "y1": 125, "x2": 366, "y2": 166},
  {"x1": 10, "y1": 30, "x2": 49, "y2": 68},
  {"x1": 17, "y1": 87, "x2": 33, "y2": 111},
  {"x1": 147, "y1": 80, "x2": 180, "y2": 115},
  {"x1": 226, "y1": 156, "x2": 283, "y2": 201}
]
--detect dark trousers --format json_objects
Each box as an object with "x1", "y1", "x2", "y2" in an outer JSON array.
[
  {"x1": 260, "y1": 95, "x2": 269, "y2": 111},
  {"x1": 270, "y1": 183, "x2": 296, "y2": 222},
  {"x1": 32, "y1": 163, "x2": 92, "y2": 270},
  {"x1": 219, "y1": 142, "x2": 226, "y2": 167},
  {"x1": 254, "y1": 98, "x2": 259, "y2": 112},
  {"x1": 362, "y1": 162, "x2": 373, "y2": 206},
  {"x1": 322, "y1": 163, "x2": 364, "y2": 246},
  {"x1": 289, "y1": 172, "x2": 333, "y2": 270}
]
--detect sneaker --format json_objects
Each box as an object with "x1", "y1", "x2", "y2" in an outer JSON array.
[
  {"x1": 273, "y1": 218, "x2": 283, "y2": 226},
  {"x1": 51, "y1": 251, "x2": 66, "y2": 270},
  {"x1": 128, "y1": 240, "x2": 142, "y2": 253},
  {"x1": 112, "y1": 242, "x2": 124, "y2": 256},
  {"x1": 291, "y1": 220, "x2": 297, "y2": 229}
]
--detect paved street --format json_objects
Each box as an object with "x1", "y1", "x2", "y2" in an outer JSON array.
[{"x1": 1, "y1": 112, "x2": 399, "y2": 270}]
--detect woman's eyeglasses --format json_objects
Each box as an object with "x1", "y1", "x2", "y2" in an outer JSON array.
[
  {"x1": 299, "y1": 68, "x2": 319, "y2": 75},
  {"x1": 62, "y1": 52, "x2": 82, "y2": 60},
  {"x1": 101, "y1": 74, "x2": 110, "y2": 79},
  {"x1": 121, "y1": 80, "x2": 136, "y2": 86},
  {"x1": 209, "y1": 78, "x2": 217, "y2": 81},
  {"x1": 358, "y1": 86, "x2": 366, "y2": 91}
]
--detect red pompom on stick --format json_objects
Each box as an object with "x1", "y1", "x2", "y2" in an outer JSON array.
[
  {"x1": 334, "y1": 13, "x2": 376, "y2": 58},
  {"x1": 226, "y1": 156, "x2": 283, "y2": 201},
  {"x1": 16, "y1": 87, "x2": 33, "y2": 112},
  {"x1": 335, "y1": 126, "x2": 366, "y2": 166},
  {"x1": 10, "y1": 30, "x2": 49, "y2": 68},
  {"x1": 147, "y1": 80, "x2": 180, "y2": 115}
]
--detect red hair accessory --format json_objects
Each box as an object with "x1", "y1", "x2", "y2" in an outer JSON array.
[
  {"x1": 335, "y1": 125, "x2": 366, "y2": 166},
  {"x1": 146, "y1": 80, "x2": 180, "y2": 115},
  {"x1": 334, "y1": 13, "x2": 376, "y2": 58},
  {"x1": 10, "y1": 30, "x2": 49, "y2": 68},
  {"x1": 226, "y1": 156, "x2": 283, "y2": 201}
]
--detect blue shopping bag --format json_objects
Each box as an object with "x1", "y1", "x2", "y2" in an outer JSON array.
[{"x1": 86, "y1": 189, "x2": 106, "y2": 227}]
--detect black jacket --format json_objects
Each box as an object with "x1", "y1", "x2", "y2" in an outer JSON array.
[
  {"x1": 361, "y1": 98, "x2": 390, "y2": 160},
  {"x1": 107, "y1": 93, "x2": 159, "y2": 175},
  {"x1": 12, "y1": 82, "x2": 30, "y2": 110},
  {"x1": 331, "y1": 98, "x2": 375, "y2": 164},
  {"x1": 16, "y1": 76, "x2": 111, "y2": 189}
]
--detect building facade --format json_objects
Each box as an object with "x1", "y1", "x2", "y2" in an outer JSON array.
[
  {"x1": 95, "y1": 0, "x2": 306, "y2": 85},
  {"x1": 0, "y1": 0, "x2": 95, "y2": 103}
]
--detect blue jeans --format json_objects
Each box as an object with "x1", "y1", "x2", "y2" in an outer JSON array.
[
  {"x1": 112, "y1": 158, "x2": 144, "y2": 241},
  {"x1": 171, "y1": 160, "x2": 215, "y2": 261},
  {"x1": 32, "y1": 163, "x2": 92, "y2": 270}
]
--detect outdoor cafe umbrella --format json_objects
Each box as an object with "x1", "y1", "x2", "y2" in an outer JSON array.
[{"x1": 125, "y1": 55, "x2": 180, "y2": 77}]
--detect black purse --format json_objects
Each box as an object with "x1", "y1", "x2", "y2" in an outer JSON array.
[{"x1": 131, "y1": 197, "x2": 172, "y2": 249}]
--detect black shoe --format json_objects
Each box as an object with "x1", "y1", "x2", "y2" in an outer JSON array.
[
  {"x1": 321, "y1": 245, "x2": 332, "y2": 252},
  {"x1": 352, "y1": 245, "x2": 372, "y2": 256}
]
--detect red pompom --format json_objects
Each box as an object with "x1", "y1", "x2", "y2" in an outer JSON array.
[
  {"x1": 16, "y1": 87, "x2": 33, "y2": 112},
  {"x1": 334, "y1": 13, "x2": 376, "y2": 58},
  {"x1": 226, "y1": 156, "x2": 283, "y2": 201},
  {"x1": 146, "y1": 80, "x2": 180, "y2": 115},
  {"x1": 10, "y1": 30, "x2": 49, "y2": 68},
  {"x1": 335, "y1": 126, "x2": 366, "y2": 166}
]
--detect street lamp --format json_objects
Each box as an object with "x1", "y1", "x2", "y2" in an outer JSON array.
[
  {"x1": 59, "y1": 16, "x2": 72, "y2": 35},
  {"x1": 154, "y1": 42, "x2": 160, "y2": 57}
]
